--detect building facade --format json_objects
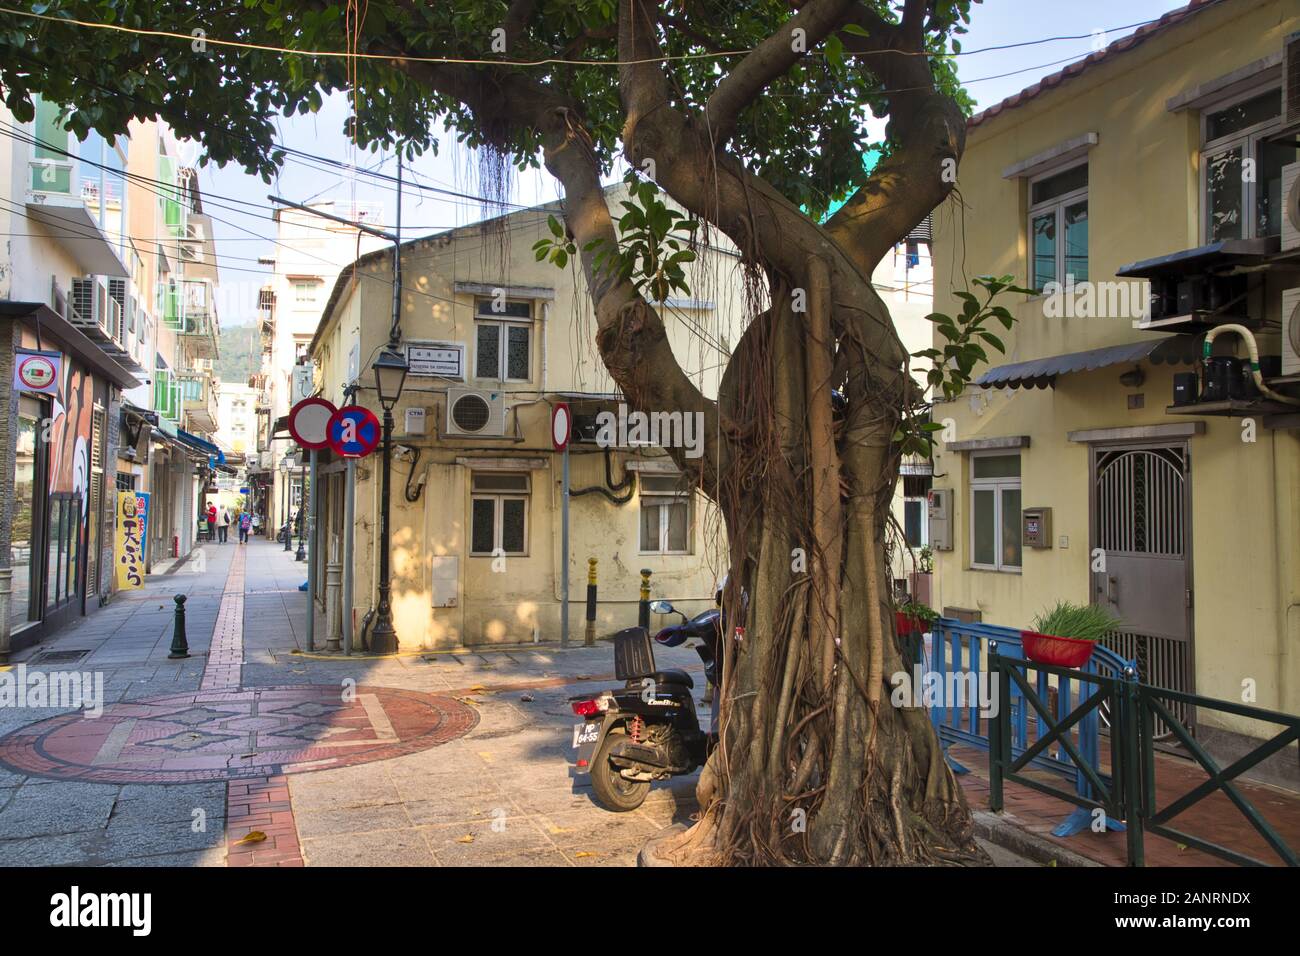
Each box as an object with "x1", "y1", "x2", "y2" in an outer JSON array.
[
  {"x1": 260, "y1": 201, "x2": 386, "y2": 538},
  {"x1": 0, "y1": 100, "x2": 221, "y2": 657},
  {"x1": 305, "y1": 190, "x2": 939, "y2": 650},
  {"x1": 929, "y1": 0, "x2": 1299, "y2": 779}
]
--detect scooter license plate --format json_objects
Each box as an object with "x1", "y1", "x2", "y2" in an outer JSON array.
[{"x1": 572, "y1": 721, "x2": 601, "y2": 749}]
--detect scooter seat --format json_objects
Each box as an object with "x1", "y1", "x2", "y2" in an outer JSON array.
[{"x1": 647, "y1": 669, "x2": 694, "y2": 689}]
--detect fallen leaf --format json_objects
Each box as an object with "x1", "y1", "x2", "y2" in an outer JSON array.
[
  {"x1": 456, "y1": 834, "x2": 474, "y2": 844},
  {"x1": 468, "y1": 685, "x2": 488, "y2": 693},
  {"x1": 574, "y1": 851, "x2": 599, "y2": 858},
  {"x1": 235, "y1": 831, "x2": 267, "y2": 846}
]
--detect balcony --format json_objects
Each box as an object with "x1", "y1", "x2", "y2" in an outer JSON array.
[
  {"x1": 178, "y1": 369, "x2": 219, "y2": 435},
  {"x1": 26, "y1": 160, "x2": 129, "y2": 278},
  {"x1": 160, "y1": 278, "x2": 219, "y2": 360},
  {"x1": 153, "y1": 368, "x2": 183, "y2": 427}
]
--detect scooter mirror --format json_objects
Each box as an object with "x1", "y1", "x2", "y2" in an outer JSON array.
[{"x1": 649, "y1": 600, "x2": 674, "y2": 615}]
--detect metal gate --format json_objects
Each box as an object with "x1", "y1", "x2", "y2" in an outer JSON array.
[{"x1": 1091, "y1": 443, "x2": 1194, "y2": 737}]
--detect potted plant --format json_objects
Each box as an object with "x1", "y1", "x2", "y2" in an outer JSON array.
[
  {"x1": 1022, "y1": 601, "x2": 1121, "y2": 668},
  {"x1": 895, "y1": 600, "x2": 939, "y2": 637}
]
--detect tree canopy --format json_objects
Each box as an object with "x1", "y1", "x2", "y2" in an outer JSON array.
[{"x1": 1, "y1": 1, "x2": 974, "y2": 218}]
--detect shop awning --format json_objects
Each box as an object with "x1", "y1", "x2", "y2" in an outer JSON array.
[
  {"x1": 976, "y1": 336, "x2": 1203, "y2": 390},
  {"x1": 176, "y1": 428, "x2": 225, "y2": 466},
  {"x1": 1, "y1": 301, "x2": 142, "y2": 389}
]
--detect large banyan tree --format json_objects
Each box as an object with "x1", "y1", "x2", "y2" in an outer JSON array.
[{"x1": 1, "y1": 0, "x2": 1007, "y2": 865}]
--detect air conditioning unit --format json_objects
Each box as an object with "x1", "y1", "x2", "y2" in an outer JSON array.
[
  {"x1": 445, "y1": 388, "x2": 506, "y2": 438},
  {"x1": 69, "y1": 275, "x2": 111, "y2": 335},
  {"x1": 1284, "y1": 31, "x2": 1300, "y2": 131},
  {"x1": 1283, "y1": 288, "x2": 1300, "y2": 376},
  {"x1": 1282, "y1": 162, "x2": 1300, "y2": 252}
]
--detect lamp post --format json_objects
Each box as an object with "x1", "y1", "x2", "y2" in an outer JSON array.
[
  {"x1": 280, "y1": 456, "x2": 292, "y2": 551},
  {"x1": 368, "y1": 347, "x2": 409, "y2": 655}
]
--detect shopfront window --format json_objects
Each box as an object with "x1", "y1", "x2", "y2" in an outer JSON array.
[
  {"x1": 45, "y1": 494, "x2": 80, "y2": 611},
  {"x1": 10, "y1": 397, "x2": 44, "y2": 630}
]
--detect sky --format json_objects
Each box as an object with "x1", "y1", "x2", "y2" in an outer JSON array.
[{"x1": 200, "y1": 0, "x2": 1187, "y2": 326}]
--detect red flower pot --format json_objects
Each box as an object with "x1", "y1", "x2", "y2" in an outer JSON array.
[
  {"x1": 896, "y1": 612, "x2": 914, "y2": 636},
  {"x1": 1020, "y1": 630, "x2": 1096, "y2": 668}
]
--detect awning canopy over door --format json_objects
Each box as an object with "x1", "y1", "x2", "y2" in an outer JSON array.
[{"x1": 975, "y1": 335, "x2": 1203, "y2": 390}]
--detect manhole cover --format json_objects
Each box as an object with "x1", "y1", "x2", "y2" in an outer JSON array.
[{"x1": 32, "y1": 650, "x2": 90, "y2": 664}]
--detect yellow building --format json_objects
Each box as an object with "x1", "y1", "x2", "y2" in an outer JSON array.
[
  {"x1": 308, "y1": 193, "x2": 746, "y2": 648},
  {"x1": 930, "y1": 0, "x2": 1299, "y2": 782}
]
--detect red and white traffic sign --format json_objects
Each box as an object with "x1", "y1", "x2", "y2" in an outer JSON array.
[
  {"x1": 551, "y1": 402, "x2": 571, "y2": 451},
  {"x1": 288, "y1": 397, "x2": 337, "y2": 450},
  {"x1": 327, "y1": 405, "x2": 382, "y2": 459}
]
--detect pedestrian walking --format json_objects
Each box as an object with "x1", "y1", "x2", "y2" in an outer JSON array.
[
  {"x1": 206, "y1": 503, "x2": 217, "y2": 543},
  {"x1": 238, "y1": 510, "x2": 251, "y2": 544},
  {"x1": 218, "y1": 505, "x2": 231, "y2": 544}
]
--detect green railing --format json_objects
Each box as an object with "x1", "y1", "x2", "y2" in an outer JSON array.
[{"x1": 987, "y1": 643, "x2": 1298, "y2": 867}]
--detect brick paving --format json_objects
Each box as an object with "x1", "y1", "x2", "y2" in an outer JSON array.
[{"x1": 952, "y1": 742, "x2": 1300, "y2": 867}]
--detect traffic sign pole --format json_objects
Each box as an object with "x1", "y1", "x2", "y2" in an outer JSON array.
[
  {"x1": 306, "y1": 448, "x2": 318, "y2": 653},
  {"x1": 552, "y1": 404, "x2": 572, "y2": 650},
  {"x1": 343, "y1": 457, "x2": 356, "y2": 656}
]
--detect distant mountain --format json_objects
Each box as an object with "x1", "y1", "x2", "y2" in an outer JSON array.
[{"x1": 213, "y1": 323, "x2": 261, "y2": 384}]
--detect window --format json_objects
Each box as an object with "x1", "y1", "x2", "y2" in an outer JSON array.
[
  {"x1": 1201, "y1": 89, "x2": 1299, "y2": 242},
  {"x1": 639, "y1": 475, "x2": 691, "y2": 554},
  {"x1": 470, "y1": 472, "x2": 529, "y2": 555},
  {"x1": 474, "y1": 298, "x2": 532, "y2": 381},
  {"x1": 293, "y1": 280, "x2": 320, "y2": 308},
  {"x1": 1027, "y1": 163, "x2": 1088, "y2": 290},
  {"x1": 970, "y1": 453, "x2": 1021, "y2": 572}
]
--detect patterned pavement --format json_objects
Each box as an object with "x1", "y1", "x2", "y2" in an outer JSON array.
[{"x1": 0, "y1": 537, "x2": 704, "y2": 867}]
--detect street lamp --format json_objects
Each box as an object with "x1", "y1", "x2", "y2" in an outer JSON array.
[
  {"x1": 369, "y1": 347, "x2": 409, "y2": 655},
  {"x1": 280, "y1": 455, "x2": 293, "y2": 551}
]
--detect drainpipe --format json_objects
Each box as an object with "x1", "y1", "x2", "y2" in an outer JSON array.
[
  {"x1": 1202, "y1": 324, "x2": 1300, "y2": 406},
  {"x1": 1273, "y1": 431, "x2": 1299, "y2": 716}
]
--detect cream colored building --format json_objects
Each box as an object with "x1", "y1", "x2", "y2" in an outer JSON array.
[
  {"x1": 262, "y1": 201, "x2": 387, "y2": 533},
  {"x1": 215, "y1": 382, "x2": 258, "y2": 455},
  {"x1": 308, "y1": 187, "x2": 938, "y2": 649},
  {"x1": 929, "y1": 0, "x2": 1299, "y2": 779}
]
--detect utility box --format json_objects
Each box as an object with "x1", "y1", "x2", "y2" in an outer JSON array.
[
  {"x1": 430, "y1": 556, "x2": 458, "y2": 607},
  {"x1": 1022, "y1": 507, "x2": 1053, "y2": 549},
  {"x1": 405, "y1": 406, "x2": 427, "y2": 435},
  {"x1": 927, "y1": 488, "x2": 953, "y2": 551}
]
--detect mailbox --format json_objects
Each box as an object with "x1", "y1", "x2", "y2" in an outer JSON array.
[{"x1": 1022, "y1": 507, "x2": 1053, "y2": 549}]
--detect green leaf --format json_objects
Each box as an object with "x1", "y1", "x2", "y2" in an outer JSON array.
[{"x1": 547, "y1": 214, "x2": 564, "y2": 238}]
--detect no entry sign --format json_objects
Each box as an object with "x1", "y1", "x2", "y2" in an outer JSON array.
[
  {"x1": 328, "y1": 405, "x2": 382, "y2": 458},
  {"x1": 551, "y1": 402, "x2": 571, "y2": 451},
  {"x1": 288, "y1": 397, "x2": 337, "y2": 450}
]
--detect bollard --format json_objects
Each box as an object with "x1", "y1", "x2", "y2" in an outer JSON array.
[
  {"x1": 638, "y1": 568, "x2": 652, "y2": 630},
  {"x1": 168, "y1": 594, "x2": 190, "y2": 659},
  {"x1": 585, "y1": 558, "x2": 598, "y2": 646}
]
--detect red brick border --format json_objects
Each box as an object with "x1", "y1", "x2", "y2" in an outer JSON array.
[{"x1": 226, "y1": 775, "x2": 303, "y2": 867}]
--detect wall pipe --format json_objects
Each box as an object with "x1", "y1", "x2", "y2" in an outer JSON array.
[{"x1": 1201, "y1": 324, "x2": 1300, "y2": 406}]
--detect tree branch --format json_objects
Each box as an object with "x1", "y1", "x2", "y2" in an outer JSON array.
[
  {"x1": 704, "y1": 0, "x2": 857, "y2": 146},
  {"x1": 821, "y1": 1, "x2": 965, "y2": 274}
]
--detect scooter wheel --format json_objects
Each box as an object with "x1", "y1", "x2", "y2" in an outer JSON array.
[{"x1": 589, "y1": 731, "x2": 650, "y2": 812}]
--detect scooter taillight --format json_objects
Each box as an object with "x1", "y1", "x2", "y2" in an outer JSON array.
[
  {"x1": 653, "y1": 628, "x2": 673, "y2": 644},
  {"x1": 571, "y1": 699, "x2": 601, "y2": 717}
]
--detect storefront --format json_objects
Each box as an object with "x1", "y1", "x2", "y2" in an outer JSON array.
[{"x1": 1, "y1": 303, "x2": 140, "y2": 659}]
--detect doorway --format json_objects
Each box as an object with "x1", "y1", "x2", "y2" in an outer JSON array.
[{"x1": 1090, "y1": 441, "x2": 1195, "y2": 736}]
